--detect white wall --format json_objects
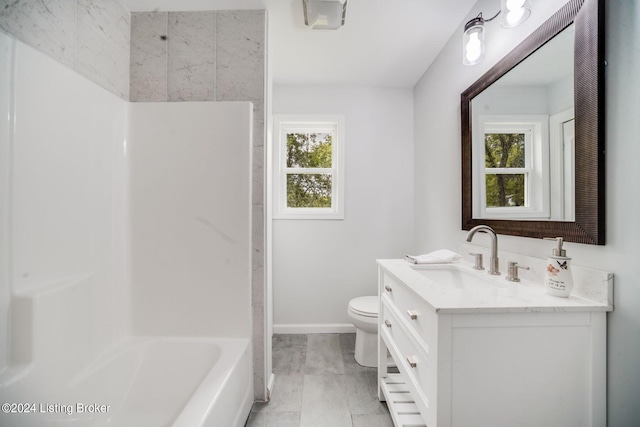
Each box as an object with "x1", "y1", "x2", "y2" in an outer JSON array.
[
  {"x1": 474, "y1": 78, "x2": 573, "y2": 117},
  {"x1": 413, "y1": 0, "x2": 640, "y2": 424},
  {"x1": 128, "y1": 102, "x2": 253, "y2": 338},
  {"x1": 272, "y1": 85, "x2": 415, "y2": 330},
  {"x1": 546, "y1": 74, "x2": 573, "y2": 115}
]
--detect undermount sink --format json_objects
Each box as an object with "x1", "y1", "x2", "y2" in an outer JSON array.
[{"x1": 410, "y1": 264, "x2": 500, "y2": 289}]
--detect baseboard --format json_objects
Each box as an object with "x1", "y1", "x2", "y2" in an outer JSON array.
[
  {"x1": 273, "y1": 323, "x2": 356, "y2": 334},
  {"x1": 266, "y1": 373, "x2": 275, "y2": 401}
]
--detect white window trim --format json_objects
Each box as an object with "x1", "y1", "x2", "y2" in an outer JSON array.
[
  {"x1": 273, "y1": 114, "x2": 345, "y2": 220},
  {"x1": 473, "y1": 115, "x2": 550, "y2": 220}
]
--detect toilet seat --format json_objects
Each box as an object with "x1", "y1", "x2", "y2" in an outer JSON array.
[{"x1": 348, "y1": 296, "x2": 378, "y2": 318}]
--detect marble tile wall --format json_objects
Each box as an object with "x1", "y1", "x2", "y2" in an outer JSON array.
[
  {"x1": 129, "y1": 10, "x2": 265, "y2": 106},
  {"x1": 129, "y1": 12, "x2": 167, "y2": 101},
  {"x1": 129, "y1": 9, "x2": 268, "y2": 400},
  {"x1": 0, "y1": 0, "x2": 130, "y2": 99},
  {"x1": 167, "y1": 11, "x2": 216, "y2": 101}
]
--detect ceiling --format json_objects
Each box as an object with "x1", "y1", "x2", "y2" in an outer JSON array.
[
  {"x1": 123, "y1": 0, "x2": 477, "y2": 88},
  {"x1": 497, "y1": 23, "x2": 574, "y2": 87}
]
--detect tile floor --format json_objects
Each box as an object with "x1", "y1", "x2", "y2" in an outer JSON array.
[{"x1": 245, "y1": 333, "x2": 393, "y2": 427}]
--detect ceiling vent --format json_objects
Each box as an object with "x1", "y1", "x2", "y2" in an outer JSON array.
[{"x1": 303, "y1": 0, "x2": 348, "y2": 30}]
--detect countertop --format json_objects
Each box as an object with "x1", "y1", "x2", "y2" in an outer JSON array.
[{"x1": 377, "y1": 258, "x2": 613, "y2": 314}]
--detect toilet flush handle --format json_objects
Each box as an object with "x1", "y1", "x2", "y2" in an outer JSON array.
[{"x1": 406, "y1": 355, "x2": 418, "y2": 368}]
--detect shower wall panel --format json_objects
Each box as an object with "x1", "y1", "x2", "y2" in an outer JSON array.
[
  {"x1": 128, "y1": 102, "x2": 252, "y2": 338},
  {"x1": 0, "y1": 32, "x2": 129, "y2": 369},
  {"x1": 129, "y1": 9, "x2": 267, "y2": 398}
]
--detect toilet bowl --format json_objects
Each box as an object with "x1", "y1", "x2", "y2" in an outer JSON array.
[{"x1": 347, "y1": 296, "x2": 379, "y2": 367}]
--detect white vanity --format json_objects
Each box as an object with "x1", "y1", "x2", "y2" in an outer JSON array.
[{"x1": 377, "y1": 255, "x2": 613, "y2": 427}]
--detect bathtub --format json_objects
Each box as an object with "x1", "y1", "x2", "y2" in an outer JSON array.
[{"x1": 0, "y1": 337, "x2": 253, "y2": 427}]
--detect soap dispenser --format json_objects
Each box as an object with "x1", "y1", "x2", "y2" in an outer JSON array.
[{"x1": 544, "y1": 237, "x2": 573, "y2": 297}]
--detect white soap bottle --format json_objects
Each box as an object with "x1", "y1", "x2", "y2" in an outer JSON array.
[{"x1": 544, "y1": 237, "x2": 573, "y2": 297}]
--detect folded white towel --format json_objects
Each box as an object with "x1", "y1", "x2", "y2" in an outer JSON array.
[{"x1": 404, "y1": 249, "x2": 461, "y2": 265}]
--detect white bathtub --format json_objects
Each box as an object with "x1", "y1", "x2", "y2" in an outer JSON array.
[{"x1": 0, "y1": 337, "x2": 253, "y2": 427}]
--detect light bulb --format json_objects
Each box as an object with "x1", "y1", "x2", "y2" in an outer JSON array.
[
  {"x1": 465, "y1": 33, "x2": 482, "y2": 63},
  {"x1": 462, "y1": 16, "x2": 485, "y2": 65},
  {"x1": 500, "y1": 0, "x2": 531, "y2": 28},
  {"x1": 506, "y1": 8, "x2": 525, "y2": 26},
  {"x1": 505, "y1": 0, "x2": 526, "y2": 11}
]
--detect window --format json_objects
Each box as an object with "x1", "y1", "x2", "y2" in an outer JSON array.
[
  {"x1": 273, "y1": 115, "x2": 345, "y2": 219},
  {"x1": 484, "y1": 127, "x2": 529, "y2": 208},
  {"x1": 474, "y1": 115, "x2": 549, "y2": 219}
]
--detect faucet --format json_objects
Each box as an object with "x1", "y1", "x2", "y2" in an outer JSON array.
[{"x1": 466, "y1": 225, "x2": 500, "y2": 275}]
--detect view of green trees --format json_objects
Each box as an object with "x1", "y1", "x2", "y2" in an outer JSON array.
[
  {"x1": 485, "y1": 133, "x2": 526, "y2": 207},
  {"x1": 286, "y1": 133, "x2": 333, "y2": 208}
]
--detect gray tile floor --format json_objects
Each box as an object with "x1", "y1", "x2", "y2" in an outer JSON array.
[{"x1": 245, "y1": 333, "x2": 393, "y2": 427}]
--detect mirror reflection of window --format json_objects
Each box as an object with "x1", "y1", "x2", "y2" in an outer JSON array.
[
  {"x1": 484, "y1": 132, "x2": 527, "y2": 208},
  {"x1": 474, "y1": 116, "x2": 549, "y2": 220}
]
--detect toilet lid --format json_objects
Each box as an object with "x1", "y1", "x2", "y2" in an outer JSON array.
[{"x1": 349, "y1": 296, "x2": 379, "y2": 317}]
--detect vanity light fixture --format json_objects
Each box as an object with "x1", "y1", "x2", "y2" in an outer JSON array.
[
  {"x1": 303, "y1": 0, "x2": 348, "y2": 30},
  {"x1": 463, "y1": 11, "x2": 499, "y2": 66},
  {"x1": 463, "y1": 1, "x2": 532, "y2": 66}
]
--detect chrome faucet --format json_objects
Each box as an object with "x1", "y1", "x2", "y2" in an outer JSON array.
[{"x1": 466, "y1": 225, "x2": 500, "y2": 275}]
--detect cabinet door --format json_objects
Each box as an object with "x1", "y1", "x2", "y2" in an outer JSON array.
[
  {"x1": 381, "y1": 297, "x2": 434, "y2": 423},
  {"x1": 381, "y1": 272, "x2": 437, "y2": 351}
]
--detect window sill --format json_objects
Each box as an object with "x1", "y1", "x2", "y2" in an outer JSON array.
[{"x1": 273, "y1": 210, "x2": 344, "y2": 220}]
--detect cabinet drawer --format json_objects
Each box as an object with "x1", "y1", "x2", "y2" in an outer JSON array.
[
  {"x1": 381, "y1": 273, "x2": 436, "y2": 351},
  {"x1": 381, "y1": 298, "x2": 432, "y2": 412}
]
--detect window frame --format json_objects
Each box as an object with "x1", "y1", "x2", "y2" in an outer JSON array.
[
  {"x1": 273, "y1": 114, "x2": 345, "y2": 220},
  {"x1": 473, "y1": 115, "x2": 550, "y2": 219}
]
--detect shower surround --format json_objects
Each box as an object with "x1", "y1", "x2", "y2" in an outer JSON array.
[
  {"x1": 129, "y1": 10, "x2": 268, "y2": 398},
  {"x1": 0, "y1": 0, "x2": 269, "y2": 401},
  {"x1": 0, "y1": 27, "x2": 255, "y2": 426}
]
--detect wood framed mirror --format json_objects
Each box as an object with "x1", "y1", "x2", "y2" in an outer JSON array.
[{"x1": 461, "y1": 0, "x2": 604, "y2": 244}]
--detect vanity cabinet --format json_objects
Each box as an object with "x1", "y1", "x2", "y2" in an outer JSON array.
[{"x1": 377, "y1": 260, "x2": 611, "y2": 427}]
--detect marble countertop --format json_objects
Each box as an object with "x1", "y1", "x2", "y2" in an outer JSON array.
[{"x1": 377, "y1": 258, "x2": 613, "y2": 314}]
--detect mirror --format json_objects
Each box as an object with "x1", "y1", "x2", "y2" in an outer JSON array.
[
  {"x1": 461, "y1": 0, "x2": 604, "y2": 244},
  {"x1": 471, "y1": 25, "x2": 575, "y2": 221}
]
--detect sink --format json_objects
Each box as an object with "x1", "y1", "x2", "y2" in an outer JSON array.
[{"x1": 410, "y1": 264, "x2": 500, "y2": 289}]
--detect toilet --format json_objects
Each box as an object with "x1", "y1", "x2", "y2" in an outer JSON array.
[{"x1": 347, "y1": 296, "x2": 379, "y2": 367}]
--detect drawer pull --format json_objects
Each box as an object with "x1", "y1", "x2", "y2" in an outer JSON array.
[
  {"x1": 384, "y1": 320, "x2": 392, "y2": 328},
  {"x1": 406, "y1": 309, "x2": 418, "y2": 320},
  {"x1": 406, "y1": 355, "x2": 418, "y2": 368},
  {"x1": 384, "y1": 285, "x2": 393, "y2": 292}
]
